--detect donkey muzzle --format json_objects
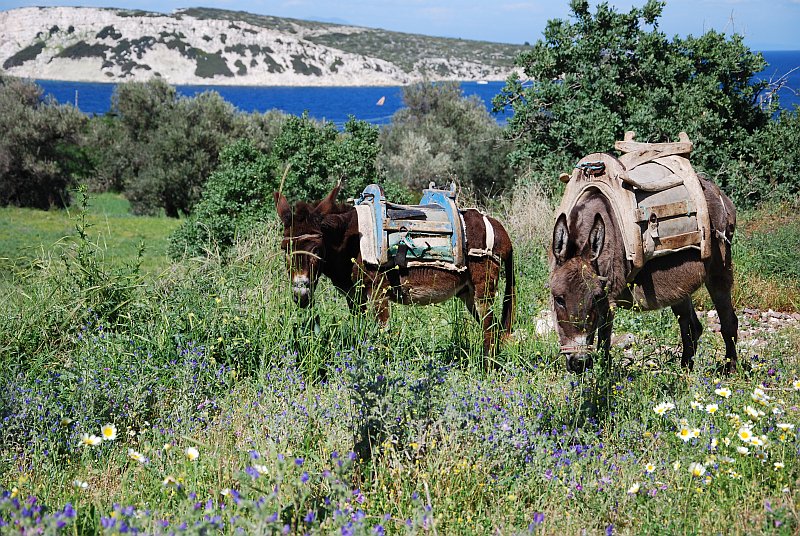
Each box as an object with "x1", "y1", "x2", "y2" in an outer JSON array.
[
  {"x1": 561, "y1": 344, "x2": 596, "y2": 374},
  {"x1": 292, "y1": 275, "x2": 312, "y2": 307}
]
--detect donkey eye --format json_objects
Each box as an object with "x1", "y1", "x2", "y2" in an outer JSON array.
[{"x1": 554, "y1": 296, "x2": 566, "y2": 308}]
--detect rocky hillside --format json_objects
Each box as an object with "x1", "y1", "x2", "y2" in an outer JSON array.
[{"x1": 0, "y1": 6, "x2": 527, "y2": 86}]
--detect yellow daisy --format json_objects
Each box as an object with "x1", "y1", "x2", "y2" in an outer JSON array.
[
  {"x1": 101, "y1": 424, "x2": 117, "y2": 441},
  {"x1": 676, "y1": 426, "x2": 693, "y2": 442},
  {"x1": 653, "y1": 402, "x2": 676, "y2": 415},
  {"x1": 81, "y1": 433, "x2": 102, "y2": 447},
  {"x1": 737, "y1": 426, "x2": 753, "y2": 442},
  {"x1": 714, "y1": 387, "x2": 732, "y2": 398},
  {"x1": 185, "y1": 446, "x2": 200, "y2": 461},
  {"x1": 705, "y1": 404, "x2": 719, "y2": 414},
  {"x1": 688, "y1": 462, "x2": 706, "y2": 477},
  {"x1": 127, "y1": 449, "x2": 146, "y2": 463}
]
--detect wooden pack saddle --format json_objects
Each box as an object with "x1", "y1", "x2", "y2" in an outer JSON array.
[
  {"x1": 555, "y1": 131, "x2": 711, "y2": 281},
  {"x1": 355, "y1": 183, "x2": 467, "y2": 271}
]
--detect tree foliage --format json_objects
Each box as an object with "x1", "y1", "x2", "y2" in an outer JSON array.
[
  {"x1": 496, "y1": 0, "x2": 771, "y2": 195},
  {"x1": 382, "y1": 81, "x2": 512, "y2": 195},
  {"x1": 87, "y1": 78, "x2": 286, "y2": 217},
  {"x1": 168, "y1": 140, "x2": 279, "y2": 258},
  {"x1": 0, "y1": 75, "x2": 87, "y2": 209},
  {"x1": 273, "y1": 113, "x2": 406, "y2": 203}
]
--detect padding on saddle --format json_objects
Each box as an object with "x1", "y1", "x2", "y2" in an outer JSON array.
[
  {"x1": 355, "y1": 183, "x2": 467, "y2": 272},
  {"x1": 555, "y1": 131, "x2": 711, "y2": 281}
]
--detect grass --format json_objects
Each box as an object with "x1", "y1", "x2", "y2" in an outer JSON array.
[
  {"x1": 0, "y1": 193, "x2": 179, "y2": 276},
  {"x1": 0, "y1": 192, "x2": 799, "y2": 534}
]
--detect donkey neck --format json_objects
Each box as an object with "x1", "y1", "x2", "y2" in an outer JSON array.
[{"x1": 320, "y1": 206, "x2": 360, "y2": 290}]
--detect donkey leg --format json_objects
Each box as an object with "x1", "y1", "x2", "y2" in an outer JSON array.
[
  {"x1": 706, "y1": 281, "x2": 738, "y2": 374},
  {"x1": 459, "y1": 289, "x2": 498, "y2": 360},
  {"x1": 671, "y1": 297, "x2": 703, "y2": 370}
]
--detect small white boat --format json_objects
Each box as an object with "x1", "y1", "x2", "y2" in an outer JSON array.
[{"x1": 376, "y1": 96, "x2": 385, "y2": 106}]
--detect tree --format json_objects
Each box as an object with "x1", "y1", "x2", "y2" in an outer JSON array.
[
  {"x1": 0, "y1": 75, "x2": 87, "y2": 209},
  {"x1": 496, "y1": 0, "x2": 770, "y2": 193},
  {"x1": 168, "y1": 140, "x2": 279, "y2": 258},
  {"x1": 272, "y1": 113, "x2": 406, "y2": 203},
  {"x1": 381, "y1": 81, "x2": 512, "y2": 195}
]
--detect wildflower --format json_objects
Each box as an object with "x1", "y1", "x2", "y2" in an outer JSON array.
[
  {"x1": 185, "y1": 447, "x2": 200, "y2": 461},
  {"x1": 60, "y1": 417, "x2": 73, "y2": 427},
  {"x1": 73, "y1": 480, "x2": 88, "y2": 489},
  {"x1": 737, "y1": 446, "x2": 750, "y2": 455},
  {"x1": 253, "y1": 464, "x2": 269, "y2": 476},
  {"x1": 705, "y1": 404, "x2": 719, "y2": 414},
  {"x1": 101, "y1": 424, "x2": 117, "y2": 441},
  {"x1": 751, "y1": 388, "x2": 771, "y2": 406},
  {"x1": 672, "y1": 460, "x2": 681, "y2": 471},
  {"x1": 676, "y1": 426, "x2": 693, "y2": 442},
  {"x1": 653, "y1": 402, "x2": 675, "y2": 416},
  {"x1": 128, "y1": 449, "x2": 146, "y2": 464},
  {"x1": 718, "y1": 456, "x2": 734, "y2": 464},
  {"x1": 627, "y1": 482, "x2": 640, "y2": 494},
  {"x1": 749, "y1": 436, "x2": 766, "y2": 448},
  {"x1": 715, "y1": 387, "x2": 732, "y2": 398},
  {"x1": 774, "y1": 462, "x2": 785, "y2": 471},
  {"x1": 532, "y1": 513, "x2": 545, "y2": 525},
  {"x1": 776, "y1": 423, "x2": 795, "y2": 432},
  {"x1": 690, "y1": 400, "x2": 703, "y2": 410},
  {"x1": 722, "y1": 437, "x2": 731, "y2": 447},
  {"x1": 644, "y1": 463, "x2": 656, "y2": 474},
  {"x1": 728, "y1": 469, "x2": 742, "y2": 479},
  {"x1": 691, "y1": 428, "x2": 701, "y2": 438},
  {"x1": 745, "y1": 406, "x2": 764, "y2": 420},
  {"x1": 737, "y1": 426, "x2": 754, "y2": 442},
  {"x1": 710, "y1": 438, "x2": 718, "y2": 451},
  {"x1": 163, "y1": 475, "x2": 178, "y2": 487},
  {"x1": 793, "y1": 379, "x2": 800, "y2": 390},
  {"x1": 81, "y1": 433, "x2": 102, "y2": 447},
  {"x1": 688, "y1": 462, "x2": 706, "y2": 477},
  {"x1": 163, "y1": 443, "x2": 172, "y2": 452}
]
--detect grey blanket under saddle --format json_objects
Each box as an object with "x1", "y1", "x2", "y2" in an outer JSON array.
[
  {"x1": 556, "y1": 131, "x2": 711, "y2": 280},
  {"x1": 354, "y1": 183, "x2": 474, "y2": 272}
]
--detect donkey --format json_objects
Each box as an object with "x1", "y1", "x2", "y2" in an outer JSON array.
[
  {"x1": 549, "y1": 176, "x2": 738, "y2": 374},
  {"x1": 274, "y1": 183, "x2": 515, "y2": 357}
]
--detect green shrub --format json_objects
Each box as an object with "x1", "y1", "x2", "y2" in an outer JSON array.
[
  {"x1": 0, "y1": 75, "x2": 87, "y2": 209},
  {"x1": 381, "y1": 81, "x2": 512, "y2": 196},
  {"x1": 497, "y1": 0, "x2": 771, "y2": 192},
  {"x1": 168, "y1": 140, "x2": 279, "y2": 258}
]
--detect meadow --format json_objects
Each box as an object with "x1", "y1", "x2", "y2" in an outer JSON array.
[{"x1": 1, "y1": 190, "x2": 800, "y2": 535}]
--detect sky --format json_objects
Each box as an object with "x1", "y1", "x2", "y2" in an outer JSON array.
[{"x1": 1, "y1": 0, "x2": 798, "y2": 50}]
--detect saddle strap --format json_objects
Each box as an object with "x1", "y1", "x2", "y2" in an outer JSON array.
[{"x1": 467, "y1": 214, "x2": 501, "y2": 263}]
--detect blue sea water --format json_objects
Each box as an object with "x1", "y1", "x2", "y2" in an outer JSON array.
[{"x1": 34, "y1": 51, "x2": 799, "y2": 123}]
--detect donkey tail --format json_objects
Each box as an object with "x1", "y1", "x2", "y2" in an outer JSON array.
[{"x1": 501, "y1": 246, "x2": 515, "y2": 337}]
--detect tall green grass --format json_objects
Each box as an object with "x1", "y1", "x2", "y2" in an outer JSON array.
[{"x1": 0, "y1": 192, "x2": 798, "y2": 534}]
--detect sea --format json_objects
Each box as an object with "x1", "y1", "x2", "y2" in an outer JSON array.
[{"x1": 34, "y1": 50, "x2": 799, "y2": 125}]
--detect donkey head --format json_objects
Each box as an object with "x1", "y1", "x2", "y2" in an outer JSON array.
[
  {"x1": 274, "y1": 183, "x2": 341, "y2": 308},
  {"x1": 549, "y1": 212, "x2": 610, "y2": 373}
]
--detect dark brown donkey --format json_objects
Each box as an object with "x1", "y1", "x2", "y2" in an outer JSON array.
[
  {"x1": 549, "y1": 176, "x2": 738, "y2": 374},
  {"x1": 274, "y1": 184, "x2": 515, "y2": 357}
]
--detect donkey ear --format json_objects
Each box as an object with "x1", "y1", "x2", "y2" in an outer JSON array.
[
  {"x1": 552, "y1": 214, "x2": 570, "y2": 264},
  {"x1": 589, "y1": 214, "x2": 605, "y2": 261},
  {"x1": 274, "y1": 191, "x2": 292, "y2": 225},
  {"x1": 315, "y1": 181, "x2": 342, "y2": 215}
]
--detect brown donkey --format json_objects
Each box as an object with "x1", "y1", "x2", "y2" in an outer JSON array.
[
  {"x1": 274, "y1": 183, "x2": 515, "y2": 357},
  {"x1": 550, "y1": 176, "x2": 738, "y2": 374}
]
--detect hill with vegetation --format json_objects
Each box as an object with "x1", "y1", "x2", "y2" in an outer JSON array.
[{"x1": 0, "y1": 6, "x2": 527, "y2": 85}]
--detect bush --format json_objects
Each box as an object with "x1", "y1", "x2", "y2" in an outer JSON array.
[
  {"x1": 496, "y1": 0, "x2": 771, "y2": 192},
  {"x1": 0, "y1": 75, "x2": 87, "y2": 209},
  {"x1": 725, "y1": 108, "x2": 800, "y2": 207},
  {"x1": 168, "y1": 140, "x2": 279, "y2": 258},
  {"x1": 381, "y1": 81, "x2": 512, "y2": 196},
  {"x1": 273, "y1": 113, "x2": 409, "y2": 203}
]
